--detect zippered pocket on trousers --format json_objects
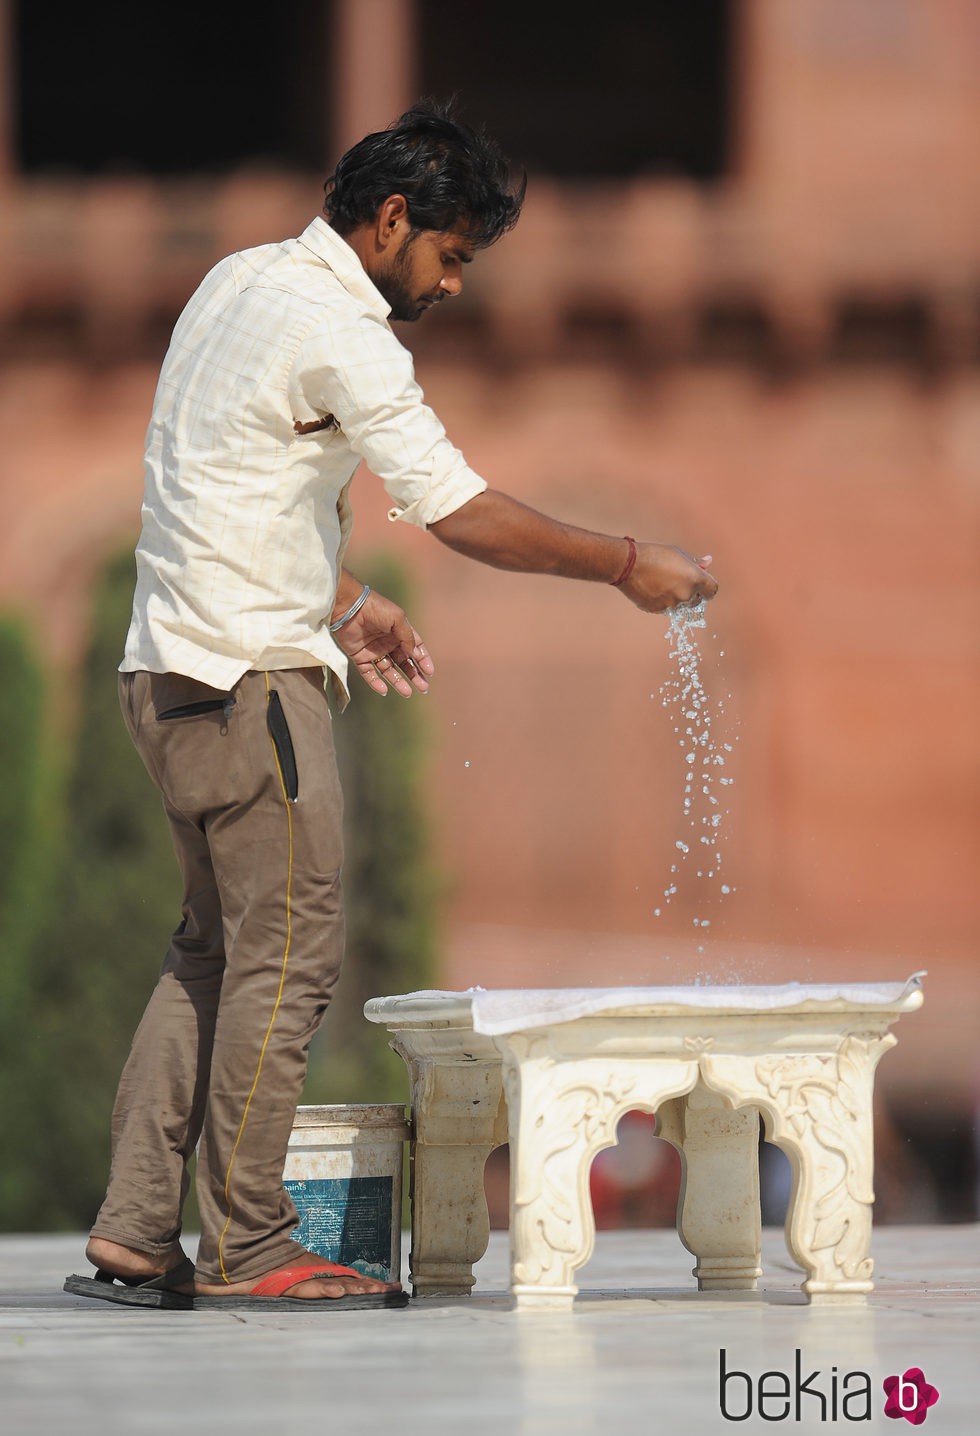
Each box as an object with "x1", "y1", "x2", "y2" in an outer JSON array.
[
  {"x1": 266, "y1": 690, "x2": 299, "y2": 802},
  {"x1": 157, "y1": 698, "x2": 229, "y2": 720}
]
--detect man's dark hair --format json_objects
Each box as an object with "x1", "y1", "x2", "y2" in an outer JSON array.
[{"x1": 323, "y1": 98, "x2": 525, "y2": 248}]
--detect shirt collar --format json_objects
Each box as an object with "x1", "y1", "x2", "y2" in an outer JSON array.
[{"x1": 296, "y1": 216, "x2": 392, "y2": 321}]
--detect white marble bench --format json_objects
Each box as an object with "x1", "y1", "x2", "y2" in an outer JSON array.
[{"x1": 364, "y1": 977, "x2": 924, "y2": 1309}]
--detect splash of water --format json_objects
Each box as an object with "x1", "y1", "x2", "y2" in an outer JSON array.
[{"x1": 654, "y1": 597, "x2": 738, "y2": 926}]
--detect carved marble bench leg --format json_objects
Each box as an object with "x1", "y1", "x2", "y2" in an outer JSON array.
[
  {"x1": 658, "y1": 1088, "x2": 763, "y2": 1290},
  {"x1": 390, "y1": 1036, "x2": 507, "y2": 1297},
  {"x1": 505, "y1": 1053, "x2": 595, "y2": 1311},
  {"x1": 701, "y1": 1033, "x2": 896, "y2": 1302},
  {"x1": 502, "y1": 1037, "x2": 699, "y2": 1310}
]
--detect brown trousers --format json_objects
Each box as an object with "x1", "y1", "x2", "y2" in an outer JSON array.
[{"x1": 91, "y1": 668, "x2": 345, "y2": 1283}]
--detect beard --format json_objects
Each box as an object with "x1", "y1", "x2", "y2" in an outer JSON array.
[{"x1": 375, "y1": 236, "x2": 433, "y2": 323}]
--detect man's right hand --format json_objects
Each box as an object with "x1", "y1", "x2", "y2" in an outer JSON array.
[{"x1": 619, "y1": 543, "x2": 718, "y2": 614}]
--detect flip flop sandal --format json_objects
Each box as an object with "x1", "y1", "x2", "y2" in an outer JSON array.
[
  {"x1": 63, "y1": 1257, "x2": 196, "y2": 1310},
  {"x1": 194, "y1": 1261, "x2": 409, "y2": 1310}
]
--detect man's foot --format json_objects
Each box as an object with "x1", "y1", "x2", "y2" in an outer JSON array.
[
  {"x1": 64, "y1": 1237, "x2": 196, "y2": 1308},
  {"x1": 195, "y1": 1247, "x2": 401, "y2": 1301},
  {"x1": 69, "y1": 1240, "x2": 406, "y2": 1310},
  {"x1": 85, "y1": 1236, "x2": 195, "y2": 1293}
]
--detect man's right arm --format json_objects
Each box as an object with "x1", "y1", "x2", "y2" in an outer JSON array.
[
  {"x1": 294, "y1": 314, "x2": 716, "y2": 610},
  {"x1": 428, "y1": 489, "x2": 717, "y2": 613}
]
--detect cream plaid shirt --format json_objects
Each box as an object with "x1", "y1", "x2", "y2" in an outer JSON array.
[{"x1": 121, "y1": 217, "x2": 486, "y2": 697}]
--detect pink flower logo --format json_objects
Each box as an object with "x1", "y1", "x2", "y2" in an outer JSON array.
[{"x1": 883, "y1": 1368, "x2": 940, "y2": 1424}]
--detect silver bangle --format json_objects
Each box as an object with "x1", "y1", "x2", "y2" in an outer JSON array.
[{"x1": 329, "y1": 583, "x2": 371, "y2": 633}]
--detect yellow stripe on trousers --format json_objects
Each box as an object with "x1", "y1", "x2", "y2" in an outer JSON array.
[{"x1": 217, "y1": 673, "x2": 294, "y2": 1283}]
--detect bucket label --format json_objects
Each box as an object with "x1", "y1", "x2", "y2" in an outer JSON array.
[{"x1": 285, "y1": 1176, "x2": 395, "y2": 1281}]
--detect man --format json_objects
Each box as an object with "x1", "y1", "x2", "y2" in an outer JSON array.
[{"x1": 66, "y1": 100, "x2": 717, "y2": 1310}]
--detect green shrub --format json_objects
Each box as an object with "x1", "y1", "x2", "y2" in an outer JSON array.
[
  {"x1": 302, "y1": 554, "x2": 439, "y2": 1109},
  {"x1": 0, "y1": 547, "x2": 439, "y2": 1231},
  {"x1": 18, "y1": 550, "x2": 181, "y2": 1229}
]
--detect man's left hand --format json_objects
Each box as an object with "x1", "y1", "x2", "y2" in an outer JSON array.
[{"x1": 331, "y1": 587, "x2": 434, "y2": 697}]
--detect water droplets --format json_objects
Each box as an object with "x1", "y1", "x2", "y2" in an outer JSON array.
[{"x1": 654, "y1": 599, "x2": 740, "y2": 930}]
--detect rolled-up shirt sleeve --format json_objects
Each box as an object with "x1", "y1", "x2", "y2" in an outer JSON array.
[{"x1": 289, "y1": 305, "x2": 487, "y2": 528}]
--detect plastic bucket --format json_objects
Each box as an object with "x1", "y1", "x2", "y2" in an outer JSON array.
[{"x1": 283, "y1": 1104, "x2": 409, "y2": 1282}]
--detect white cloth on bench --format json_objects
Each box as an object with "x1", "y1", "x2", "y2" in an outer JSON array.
[{"x1": 461, "y1": 974, "x2": 926, "y2": 1035}]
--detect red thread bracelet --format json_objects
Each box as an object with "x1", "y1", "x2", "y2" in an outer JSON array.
[{"x1": 611, "y1": 536, "x2": 637, "y2": 587}]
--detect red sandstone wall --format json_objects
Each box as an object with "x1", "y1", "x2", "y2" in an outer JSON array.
[
  {"x1": 1, "y1": 0, "x2": 978, "y2": 1102},
  {"x1": 0, "y1": 359, "x2": 976, "y2": 1098}
]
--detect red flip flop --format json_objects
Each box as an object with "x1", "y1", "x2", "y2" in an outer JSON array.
[{"x1": 194, "y1": 1262, "x2": 409, "y2": 1310}]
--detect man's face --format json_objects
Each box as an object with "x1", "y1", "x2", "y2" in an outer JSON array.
[{"x1": 374, "y1": 226, "x2": 476, "y2": 322}]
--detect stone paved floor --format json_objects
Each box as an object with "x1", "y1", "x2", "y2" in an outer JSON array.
[{"x1": 0, "y1": 1225, "x2": 976, "y2": 1435}]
